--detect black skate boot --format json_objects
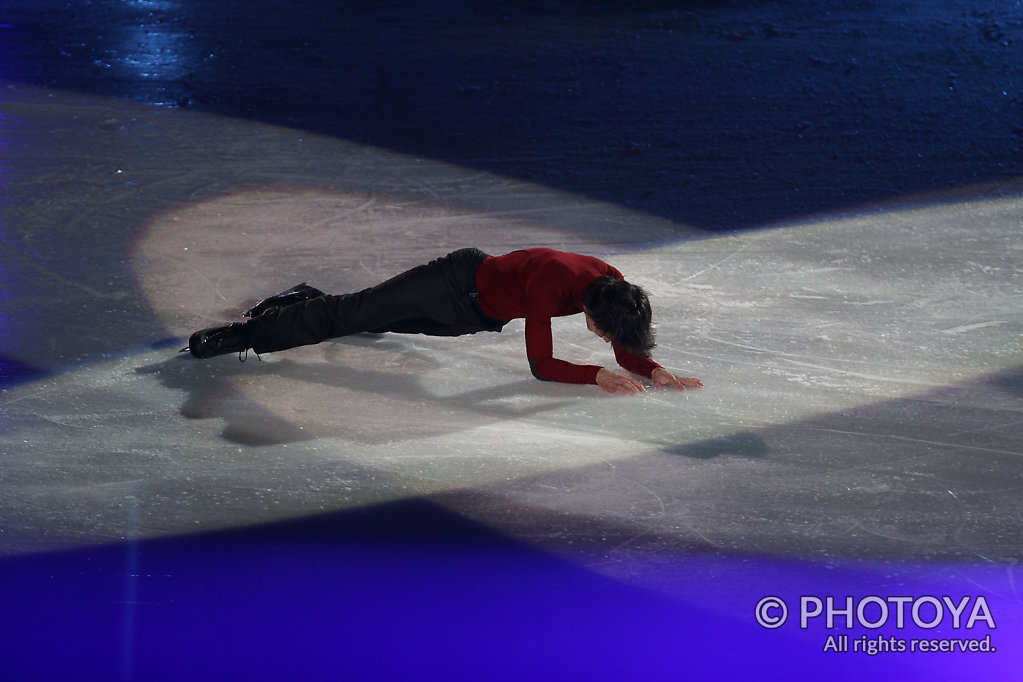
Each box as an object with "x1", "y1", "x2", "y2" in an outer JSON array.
[
  {"x1": 187, "y1": 322, "x2": 253, "y2": 359},
  {"x1": 244, "y1": 283, "x2": 325, "y2": 319}
]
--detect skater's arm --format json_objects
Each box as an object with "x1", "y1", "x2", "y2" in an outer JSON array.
[
  {"x1": 610, "y1": 343, "x2": 701, "y2": 389},
  {"x1": 525, "y1": 316, "x2": 603, "y2": 384},
  {"x1": 612, "y1": 342, "x2": 661, "y2": 377}
]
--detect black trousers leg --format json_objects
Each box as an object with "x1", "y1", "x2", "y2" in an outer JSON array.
[{"x1": 246, "y1": 248, "x2": 505, "y2": 354}]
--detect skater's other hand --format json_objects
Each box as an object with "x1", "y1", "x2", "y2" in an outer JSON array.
[
  {"x1": 651, "y1": 368, "x2": 703, "y2": 390},
  {"x1": 596, "y1": 368, "x2": 645, "y2": 395}
]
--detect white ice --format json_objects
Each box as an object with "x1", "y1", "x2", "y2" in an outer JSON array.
[{"x1": 2, "y1": 83, "x2": 1022, "y2": 601}]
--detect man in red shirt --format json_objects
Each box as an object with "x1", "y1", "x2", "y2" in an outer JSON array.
[{"x1": 187, "y1": 248, "x2": 702, "y2": 395}]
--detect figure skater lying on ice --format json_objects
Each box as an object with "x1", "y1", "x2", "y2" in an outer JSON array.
[{"x1": 186, "y1": 247, "x2": 703, "y2": 396}]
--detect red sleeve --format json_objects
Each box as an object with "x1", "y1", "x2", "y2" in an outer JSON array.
[
  {"x1": 526, "y1": 316, "x2": 603, "y2": 384},
  {"x1": 613, "y1": 344, "x2": 661, "y2": 378}
]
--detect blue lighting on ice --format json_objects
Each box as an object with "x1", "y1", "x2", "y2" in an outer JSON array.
[
  {"x1": 0, "y1": 111, "x2": 46, "y2": 388},
  {"x1": 0, "y1": 500, "x2": 1018, "y2": 681}
]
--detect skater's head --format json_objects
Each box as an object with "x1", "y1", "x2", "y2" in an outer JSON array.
[{"x1": 582, "y1": 276, "x2": 655, "y2": 357}]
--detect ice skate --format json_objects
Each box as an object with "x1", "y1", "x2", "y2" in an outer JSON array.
[
  {"x1": 186, "y1": 322, "x2": 253, "y2": 360},
  {"x1": 243, "y1": 283, "x2": 325, "y2": 318}
]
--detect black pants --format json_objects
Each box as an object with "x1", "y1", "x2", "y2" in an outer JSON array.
[{"x1": 246, "y1": 248, "x2": 507, "y2": 354}]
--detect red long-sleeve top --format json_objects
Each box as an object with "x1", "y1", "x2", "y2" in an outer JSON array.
[{"x1": 474, "y1": 248, "x2": 661, "y2": 384}]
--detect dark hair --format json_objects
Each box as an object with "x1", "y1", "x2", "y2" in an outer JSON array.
[{"x1": 582, "y1": 276, "x2": 655, "y2": 357}]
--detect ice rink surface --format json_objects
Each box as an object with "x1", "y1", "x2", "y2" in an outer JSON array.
[{"x1": 2, "y1": 2, "x2": 1023, "y2": 680}]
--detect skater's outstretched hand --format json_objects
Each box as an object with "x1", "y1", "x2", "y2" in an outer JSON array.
[{"x1": 651, "y1": 367, "x2": 703, "y2": 391}]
